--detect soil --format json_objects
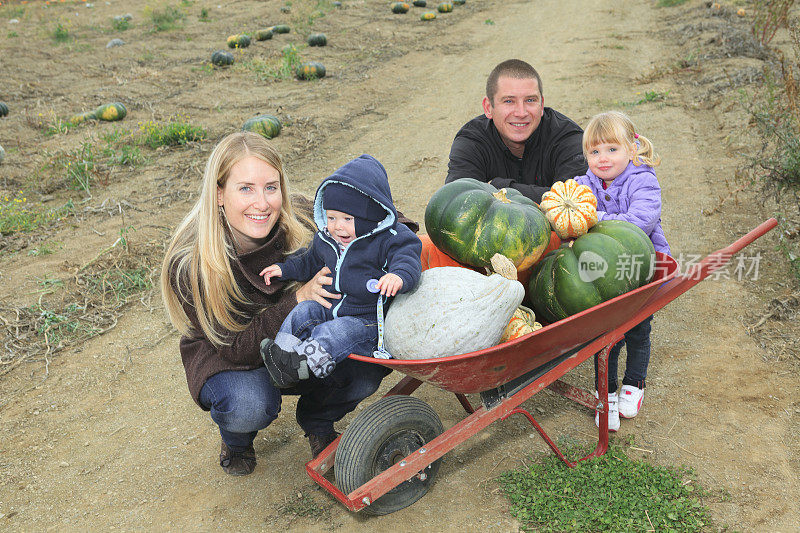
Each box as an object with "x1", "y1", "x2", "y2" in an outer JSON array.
[{"x1": 1, "y1": 0, "x2": 799, "y2": 531}]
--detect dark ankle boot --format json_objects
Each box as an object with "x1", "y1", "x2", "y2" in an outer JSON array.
[
  {"x1": 260, "y1": 338, "x2": 309, "y2": 388},
  {"x1": 308, "y1": 432, "x2": 340, "y2": 458},
  {"x1": 219, "y1": 441, "x2": 256, "y2": 476}
]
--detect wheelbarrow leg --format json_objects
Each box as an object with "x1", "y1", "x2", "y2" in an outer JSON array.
[{"x1": 587, "y1": 344, "x2": 610, "y2": 461}]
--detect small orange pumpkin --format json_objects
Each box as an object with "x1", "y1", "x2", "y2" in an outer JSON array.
[
  {"x1": 540, "y1": 179, "x2": 598, "y2": 239},
  {"x1": 419, "y1": 234, "x2": 472, "y2": 271}
]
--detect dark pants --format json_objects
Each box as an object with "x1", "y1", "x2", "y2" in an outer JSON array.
[
  {"x1": 199, "y1": 359, "x2": 390, "y2": 451},
  {"x1": 595, "y1": 316, "x2": 653, "y2": 393}
]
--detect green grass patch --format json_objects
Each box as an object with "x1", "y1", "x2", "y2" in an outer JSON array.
[
  {"x1": 241, "y1": 45, "x2": 303, "y2": 81},
  {"x1": 137, "y1": 116, "x2": 205, "y2": 148},
  {"x1": 1, "y1": 6, "x2": 25, "y2": 19},
  {"x1": 199, "y1": 7, "x2": 209, "y2": 20},
  {"x1": 657, "y1": 0, "x2": 689, "y2": 6},
  {"x1": 499, "y1": 441, "x2": 711, "y2": 532},
  {"x1": 52, "y1": 22, "x2": 70, "y2": 43},
  {"x1": 112, "y1": 17, "x2": 130, "y2": 31},
  {"x1": 0, "y1": 193, "x2": 75, "y2": 236},
  {"x1": 144, "y1": 5, "x2": 185, "y2": 32}
]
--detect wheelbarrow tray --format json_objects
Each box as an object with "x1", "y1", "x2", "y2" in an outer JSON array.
[{"x1": 350, "y1": 252, "x2": 679, "y2": 395}]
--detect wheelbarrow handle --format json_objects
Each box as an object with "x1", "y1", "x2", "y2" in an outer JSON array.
[{"x1": 638, "y1": 218, "x2": 777, "y2": 320}]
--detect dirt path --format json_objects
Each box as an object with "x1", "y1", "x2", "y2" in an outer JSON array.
[{"x1": 1, "y1": 0, "x2": 799, "y2": 530}]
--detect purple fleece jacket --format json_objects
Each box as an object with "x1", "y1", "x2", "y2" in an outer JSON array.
[{"x1": 574, "y1": 162, "x2": 670, "y2": 254}]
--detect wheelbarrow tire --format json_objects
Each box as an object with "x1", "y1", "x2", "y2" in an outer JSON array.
[{"x1": 334, "y1": 395, "x2": 444, "y2": 515}]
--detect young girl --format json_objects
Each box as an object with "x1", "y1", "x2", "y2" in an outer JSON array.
[{"x1": 573, "y1": 111, "x2": 670, "y2": 432}]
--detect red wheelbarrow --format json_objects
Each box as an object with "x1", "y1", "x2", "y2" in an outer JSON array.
[{"x1": 306, "y1": 218, "x2": 778, "y2": 515}]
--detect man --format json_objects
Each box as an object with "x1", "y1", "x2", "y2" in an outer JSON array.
[{"x1": 446, "y1": 59, "x2": 587, "y2": 203}]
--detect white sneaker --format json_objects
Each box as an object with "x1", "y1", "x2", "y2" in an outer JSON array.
[
  {"x1": 595, "y1": 391, "x2": 620, "y2": 432},
  {"x1": 618, "y1": 385, "x2": 644, "y2": 418}
]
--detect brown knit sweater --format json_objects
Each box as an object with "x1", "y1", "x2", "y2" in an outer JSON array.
[{"x1": 176, "y1": 225, "x2": 299, "y2": 408}]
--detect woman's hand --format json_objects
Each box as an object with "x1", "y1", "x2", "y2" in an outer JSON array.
[{"x1": 295, "y1": 267, "x2": 340, "y2": 308}]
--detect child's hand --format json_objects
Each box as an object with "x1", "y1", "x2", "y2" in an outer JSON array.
[
  {"x1": 260, "y1": 264, "x2": 282, "y2": 285},
  {"x1": 376, "y1": 273, "x2": 403, "y2": 296}
]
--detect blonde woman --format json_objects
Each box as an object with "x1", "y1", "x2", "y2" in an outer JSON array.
[{"x1": 161, "y1": 132, "x2": 391, "y2": 476}]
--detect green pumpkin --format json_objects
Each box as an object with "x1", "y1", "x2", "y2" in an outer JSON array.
[
  {"x1": 254, "y1": 28, "x2": 273, "y2": 41},
  {"x1": 226, "y1": 33, "x2": 251, "y2": 48},
  {"x1": 272, "y1": 24, "x2": 290, "y2": 34},
  {"x1": 0, "y1": 101, "x2": 8, "y2": 118},
  {"x1": 453, "y1": 0, "x2": 465, "y2": 4},
  {"x1": 420, "y1": 11, "x2": 436, "y2": 20},
  {"x1": 332, "y1": 1, "x2": 342, "y2": 6},
  {"x1": 527, "y1": 220, "x2": 656, "y2": 323},
  {"x1": 437, "y1": 2, "x2": 453, "y2": 12},
  {"x1": 307, "y1": 33, "x2": 327, "y2": 46},
  {"x1": 0, "y1": 144, "x2": 5, "y2": 165},
  {"x1": 93, "y1": 102, "x2": 127, "y2": 122},
  {"x1": 424, "y1": 178, "x2": 551, "y2": 271},
  {"x1": 211, "y1": 49, "x2": 234, "y2": 66},
  {"x1": 391, "y1": 2, "x2": 410, "y2": 13},
  {"x1": 296, "y1": 61, "x2": 326, "y2": 80},
  {"x1": 413, "y1": 0, "x2": 426, "y2": 6},
  {"x1": 242, "y1": 114, "x2": 282, "y2": 139}
]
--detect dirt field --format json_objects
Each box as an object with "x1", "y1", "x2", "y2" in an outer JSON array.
[{"x1": 1, "y1": 0, "x2": 799, "y2": 530}]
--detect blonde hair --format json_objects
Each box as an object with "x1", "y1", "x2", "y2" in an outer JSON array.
[
  {"x1": 160, "y1": 131, "x2": 312, "y2": 347},
  {"x1": 583, "y1": 111, "x2": 660, "y2": 168}
]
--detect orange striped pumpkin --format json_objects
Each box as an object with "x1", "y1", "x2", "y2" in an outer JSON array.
[
  {"x1": 499, "y1": 305, "x2": 542, "y2": 343},
  {"x1": 540, "y1": 179, "x2": 598, "y2": 239}
]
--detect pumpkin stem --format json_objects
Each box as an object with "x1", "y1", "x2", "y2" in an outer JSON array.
[
  {"x1": 492, "y1": 189, "x2": 512, "y2": 203},
  {"x1": 489, "y1": 253, "x2": 518, "y2": 280}
]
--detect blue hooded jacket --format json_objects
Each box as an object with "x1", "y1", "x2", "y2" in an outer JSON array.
[{"x1": 276, "y1": 155, "x2": 422, "y2": 320}]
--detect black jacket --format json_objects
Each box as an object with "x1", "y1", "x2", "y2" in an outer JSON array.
[{"x1": 446, "y1": 108, "x2": 587, "y2": 203}]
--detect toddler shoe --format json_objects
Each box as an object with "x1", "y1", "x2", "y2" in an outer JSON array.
[
  {"x1": 595, "y1": 391, "x2": 620, "y2": 432},
  {"x1": 260, "y1": 338, "x2": 309, "y2": 388},
  {"x1": 618, "y1": 385, "x2": 644, "y2": 418}
]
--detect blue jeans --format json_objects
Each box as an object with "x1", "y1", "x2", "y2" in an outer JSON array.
[
  {"x1": 595, "y1": 316, "x2": 653, "y2": 392},
  {"x1": 199, "y1": 360, "x2": 390, "y2": 451},
  {"x1": 276, "y1": 300, "x2": 378, "y2": 377}
]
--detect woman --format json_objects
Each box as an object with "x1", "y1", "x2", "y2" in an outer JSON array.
[{"x1": 160, "y1": 132, "x2": 391, "y2": 476}]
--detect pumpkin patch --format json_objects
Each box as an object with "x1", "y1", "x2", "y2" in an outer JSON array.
[
  {"x1": 211, "y1": 49, "x2": 234, "y2": 66},
  {"x1": 254, "y1": 28, "x2": 274, "y2": 41},
  {"x1": 271, "y1": 24, "x2": 291, "y2": 34},
  {"x1": 437, "y1": 2, "x2": 453, "y2": 12},
  {"x1": 307, "y1": 33, "x2": 327, "y2": 46},
  {"x1": 391, "y1": 2, "x2": 410, "y2": 13},
  {"x1": 296, "y1": 61, "x2": 326, "y2": 80},
  {"x1": 242, "y1": 114, "x2": 282, "y2": 139},
  {"x1": 93, "y1": 102, "x2": 127, "y2": 122},
  {"x1": 424, "y1": 178, "x2": 552, "y2": 271},
  {"x1": 540, "y1": 178, "x2": 598, "y2": 239},
  {"x1": 420, "y1": 11, "x2": 437, "y2": 20},
  {"x1": 527, "y1": 220, "x2": 656, "y2": 323},
  {"x1": 226, "y1": 33, "x2": 251, "y2": 48},
  {"x1": 413, "y1": 0, "x2": 427, "y2": 6}
]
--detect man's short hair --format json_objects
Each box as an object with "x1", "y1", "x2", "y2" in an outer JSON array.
[{"x1": 485, "y1": 59, "x2": 543, "y2": 103}]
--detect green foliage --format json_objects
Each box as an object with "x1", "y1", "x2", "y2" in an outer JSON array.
[
  {"x1": 8, "y1": 31, "x2": 18, "y2": 38},
  {"x1": 52, "y1": 23, "x2": 70, "y2": 43},
  {"x1": 199, "y1": 7, "x2": 209, "y2": 20},
  {"x1": 634, "y1": 89, "x2": 670, "y2": 104},
  {"x1": 242, "y1": 45, "x2": 303, "y2": 81},
  {"x1": 28, "y1": 241, "x2": 63, "y2": 257},
  {"x1": 484, "y1": 18, "x2": 495, "y2": 25},
  {"x1": 0, "y1": 193, "x2": 75, "y2": 236},
  {"x1": 137, "y1": 116, "x2": 206, "y2": 148},
  {"x1": 145, "y1": 5, "x2": 185, "y2": 32},
  {"x1": 656, "y1": 0, "x2": 688, "y2": 6},
  {"x1": 1, "y1": 6, "x2": 25, "y2": 18},
  {"x1": 112, "y1": 17, "x2": 130, "y2": 31},
  {"x1": 498, "y1": 442, "x2": 711, "y2": 532}
]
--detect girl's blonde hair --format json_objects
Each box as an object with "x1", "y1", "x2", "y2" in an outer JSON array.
[
  {"x1": 583, "y1": 111, "x2": 660, "y2": 168},
  {"x1": 160, "y1": 131, "x2": 312, "y2": 347}
]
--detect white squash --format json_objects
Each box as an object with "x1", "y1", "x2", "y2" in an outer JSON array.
[{"x1": 384, "y1": 255, "x2": 525, "y2": 360}]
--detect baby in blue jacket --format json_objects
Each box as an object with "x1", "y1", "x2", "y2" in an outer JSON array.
[{"x1": 259, "y1": 155, "x2": 422, "y2": 388}]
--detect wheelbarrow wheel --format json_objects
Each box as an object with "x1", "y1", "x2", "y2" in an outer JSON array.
[{"x1": 334, "y1": 395, "x2": 444, "y2": 515}]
